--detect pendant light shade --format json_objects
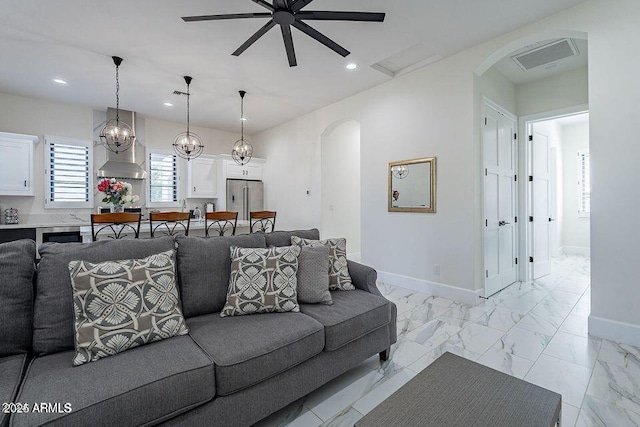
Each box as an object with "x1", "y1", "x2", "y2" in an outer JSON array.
[
  {"x1": 100, "y1": 56, "x2": 135, "y2": 154},
  {"x1": 173, "y1": 76, "x2": 203, "y2": 161},
  {"x1": 232, "y1": 90, "x2": 253, "y2": 166}
]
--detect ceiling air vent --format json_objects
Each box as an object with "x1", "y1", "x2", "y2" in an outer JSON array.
[{"x1": 512, "y1": 39, "x2": 579, "y2": 71}]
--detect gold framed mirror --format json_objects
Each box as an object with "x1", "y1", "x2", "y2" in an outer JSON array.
[{"x1": 388, "y1": 157, "x2": 437, "y2": 213}]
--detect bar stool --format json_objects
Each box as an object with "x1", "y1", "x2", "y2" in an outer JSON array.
[
  {"x1": 250, "y1": 211, "x2": 276, "y2": 233},
  {"x1": 149, "y1": 212, "x2": 191, "y2": 237},
  {"x1": 91, "y1": 213, "x2": 142, "y2": 242},
  {"x1": 205, "y1": 211, "x2": 238, "y2": 237}
]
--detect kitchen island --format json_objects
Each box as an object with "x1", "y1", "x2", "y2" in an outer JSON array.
[{"x1": 79, "y1": 219, "x2": 252, "y2": 242}]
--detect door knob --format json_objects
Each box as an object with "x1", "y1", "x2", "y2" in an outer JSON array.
[
  {"x1": 549, "y1": 218, "x2": 555, "y2": 222},
  {"x1": 498, "y1": 221, "x2": 511, "y2": 226}
]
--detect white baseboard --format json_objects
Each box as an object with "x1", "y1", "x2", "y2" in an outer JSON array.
[
  {"x1": 560, "y1": 246, "x2": 591, "y2": 257},
  {"x1": 377, "y1": 271, "x2": 483, "y2": 306},
  {"x1": 589, "y1": 315, "x2": 640, "y2": 347}
]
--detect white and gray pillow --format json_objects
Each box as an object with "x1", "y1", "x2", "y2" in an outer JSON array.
[
  {"x1": 221, "y1": 246, "x2": 301, "y2": 317},
  {"x1": 291, "y1": 236, "x2": 355, "y2": 291},
  {"x1": 297, "y1": 246, "x2": 333, "y2": 305},
  {"x1": 68, "y1": 250, "x2": 188, "y2": 366}
]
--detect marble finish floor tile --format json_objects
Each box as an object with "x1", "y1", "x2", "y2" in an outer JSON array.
[
  {"x1": 405, "y1": 303, "x2": 452, "y2": 331},
  {"x1": 586, "y1": 359, "x2": 640, "y2": 416},
  {"x1": 407, "y1": 342, "x2": 481, "y2": 374},
  {"x1": 476, "y1": 347, "x2": 534, "y2": 379},
  {"x1": 385, "y1": 338, "x2": 432, "y2": 368},
  {"x1": 559, "y1": 314, "x2": 590, "y2": 338},
  {"x1": 405, "y1": 318, "x2": 462, "y2": 349},
  {"x1": 352, "y1": 369, "x2": 418, "y2": 415},
  {"x1": 597, "y1": 340, "x2": 640, "y2": 368},
  {"x1": 495, "y1": 294, "x2": 540, "y2": 315},
  {"x1": 576, "y1": 395, "x2": 640, "y2": 427},
  {"x1": 319, "y1": 408, "x2": 363, "y2": 427},
  {"x1": 491, "y1": 327, "x2": 552, "y2": 361},
  {"x1": 531, "y1": 297, "x2": 575, "y2": 319},
  {"x1": 441, "y1": 303, "x2": 492, "y2": 322},
  {"x1": 516, "y1": 311, "x2": 565, "y2": 336},
  {"x1": 562, "y1": 403, "x2": 580, "y2": 427},
  {"x1": 525, "y1": 354, "x2": 592, "y2": 407},
  {"x1": 474, "y1": 307, "x2": 524, "y2": 332},
  {"x1": 543, "y1": 331, "x2": 601, "y2": 368},
  {"x1": 447, "y1": 323, "x2": 504, "y2": 355},
  {"x1": 547, "y1": 289, "x2": 582, "y2": 306},
  {"x1": 555, "y1": 278, "x2": 589, "y2": 294}
]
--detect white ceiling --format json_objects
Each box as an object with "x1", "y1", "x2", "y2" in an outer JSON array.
[
  {"x1": 493, "y1": 38, "x2": 588, "y2": 85},
  {"x1": 0, "y1": 0, "x2": 587, "y2": 133}
]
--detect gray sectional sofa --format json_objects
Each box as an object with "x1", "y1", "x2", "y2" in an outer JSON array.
[{"x1": 0, "y1": 229, "x2": 397, "y2": 427}]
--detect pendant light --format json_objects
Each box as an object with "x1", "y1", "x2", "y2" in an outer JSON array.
[
  {"x1": 392, "y1": 165, "x2": 409, "y2": 179},
  {"x1": 232, "y1": 90, "x2": 253, "y2": 166},
  {"x1": 100, "y1": 56, "x2": 135, "y2": 154},
  {"x1": 173, "y1": 76, "x2": 204, "y2": 161}
]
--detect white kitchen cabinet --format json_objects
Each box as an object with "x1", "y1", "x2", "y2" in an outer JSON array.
[
  {"x1": 225, "y1": 161, "x2": 263, "y2": 180},
  {"x1": 0, "y1": 132, "x2": 37, "y2": 196},
  {"x1": 187, "y1": 155, "x2": 218, "y2": 198}
]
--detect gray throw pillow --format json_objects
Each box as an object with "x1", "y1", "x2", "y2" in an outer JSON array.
[
  {"x1": 291, "y1": 236, "x2": 355, "y2": 291},
  {"x1": 68, "y1": 250, "x2": 189, "y2": 366},
  {"x1": 297, "y1": 246, "x2": 333, "y2": 305},
  {"x1": 221, "y1": 246, "x2": 301, "y2": 317}
]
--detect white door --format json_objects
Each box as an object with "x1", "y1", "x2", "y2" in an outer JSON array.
[
  {"x1": 531, "y1": 126, "x2": 552, "y2": 278},
  {"x1": 484, "y1": 105, "x2": 517, "y2": 296}
]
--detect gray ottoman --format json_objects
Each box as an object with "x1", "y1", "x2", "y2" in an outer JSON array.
[{"x1": 356, "y1": 352, "x2": 562, "y2": 427}]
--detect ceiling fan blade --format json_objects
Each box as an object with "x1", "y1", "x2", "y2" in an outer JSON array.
[
  {"x1": 281, "y1": 25, "x2": 297, "y2": 67},
  {"x1": 182, "y1": 13, "x2": 272, "y2": 22},
  {"x1": 295, "y1": 11, "x2": 386, "y2": 22},
  {"x1": 292, "y1": 20, "x2": 350, "y2": 57},
  {"x1": 232, "y1": 19, "x2": 276, "y2": 56},
  {"x1": 290, "y1": 0, "x2": 315, "y2": 13},
  {"x1": 252, "y1": 0, "x2": 275, "y2": 11},
  {"x1": 274, "y1": 0, "x2": 288, "y2": 9}
]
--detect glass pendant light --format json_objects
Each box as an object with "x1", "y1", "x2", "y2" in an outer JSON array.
[
  {"x1": 100, "y1": 56, "x2": 135, "y2": 154},
  {"x1": 392, "y1": 165, "x2": 409, "y2": 179},
  {"x1": 232, "y1": 90, "x2": 253, "y2": 166},
  {"x1": 173, "y1": 76, "x2": 204, "y2": 161}
]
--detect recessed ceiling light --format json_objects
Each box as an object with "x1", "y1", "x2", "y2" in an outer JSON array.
[
  {"x1": 163, "y1": 102, "x2": 173, "y2": 107},
  {"x1": 53, "y1": 78, "x2": 68, "y2": 85},
  {"x1": 346, "y1": 63, "x2": 358, "y2": 70}
]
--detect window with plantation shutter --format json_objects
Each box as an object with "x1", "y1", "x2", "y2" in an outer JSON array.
[
  {"x1": 147, "y1": 150, "x2": 180, "y2": 207},
  {"x1": 578, "y1": 149, "x2": 590, "y2": 217},
  {"x1": 45, "y1": 136, "x2": 93, "y2": 209}
]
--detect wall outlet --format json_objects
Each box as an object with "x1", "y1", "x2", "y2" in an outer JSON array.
[
  {"x1": 328, "y1": 204, "x2": 335, "y2": 212},
  {"x1": 433, "y1": 264, "x2": 441, "y2": 276}
]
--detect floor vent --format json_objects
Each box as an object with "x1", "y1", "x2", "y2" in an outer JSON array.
[{"x1": 512, "y1": 39, "x2": 579, "y2": 71}]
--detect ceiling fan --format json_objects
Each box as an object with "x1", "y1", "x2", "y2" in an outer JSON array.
[{"x1": 182, "y1": 0, "x2": 386, "y2": 67}]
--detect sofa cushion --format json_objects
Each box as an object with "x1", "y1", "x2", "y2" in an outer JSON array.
[
  {"x1": 188, "y1": 312, "x2": 324, "y2": 396},
  {"x1": 0, "y1": 354, "x2": 28, "y2": 427},
  {"x1": 11, "y1": 335, "x2": 214, "y2": 427},
  {"x1": 297, "y1": 246, "x2": 332, "y2": 305},
  {"x1": 300, "y1": 290, "x2": 392, "y2": 351},
  {"x1": 33, "y1": 237, "x2": 176, "y2": 356},
  {"x1": 291, "y1": 236, "x2": 355, "y2": 291},
  {"x1": 264, "y1": 229, "x2": 320, "y2": 247},
  {"x1": 175, "y1": 234, "x2": 266, "y2": 318},
  {"x1": 0, "y1": 240, "x2": 35, "y2": 356},
  {"x1": 221, "y1": 246, "x2": 301, "y2": 317},
  {"x1": 69, "y1": 250, "x2": 189, "y2": 366}
]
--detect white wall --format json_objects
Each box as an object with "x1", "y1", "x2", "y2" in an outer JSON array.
[
  {"x1": 0, "y1": 92, "x2": 245, "y2": 217},
  {"x1": 516, "y1": 66, "x2": 589, "y2": 117},
  {"x1": 321, "y1": 121, "x2": 361, "y2": 256},
  {"x1": 255, "y1": 0, "x2": 640, "y2": 343},
  {"x1": 560, "y1": 121, "x2": 590, "y2": 251}
]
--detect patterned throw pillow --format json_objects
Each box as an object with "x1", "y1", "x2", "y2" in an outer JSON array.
[
  {"x1": 221, "y1": 246, "x2": 301, "y2": 317},
  {"x1": 291, "y1": 236, "x2": 355, "y2": 291},
  {"x1": 68, "y1": 250, "x2": 188, "y2": 366}
]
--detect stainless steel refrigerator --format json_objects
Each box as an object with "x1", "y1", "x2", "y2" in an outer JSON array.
[{"x1": 226, "y1": 179, "x2": 264, "y2": 221}]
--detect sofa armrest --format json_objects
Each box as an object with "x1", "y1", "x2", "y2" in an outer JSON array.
[{"x1": 347, "y1": 260, "x2": 382, "y2": 297}]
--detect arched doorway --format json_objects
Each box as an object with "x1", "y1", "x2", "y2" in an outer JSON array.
[{"x1": 320, "y1": 120, "x2": 361, "y2": 260}]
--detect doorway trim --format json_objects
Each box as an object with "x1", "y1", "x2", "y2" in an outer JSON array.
[
  {"x1": 518, "y1": 103, "x2": 589, "y2": 281},
  {"x1": 481, "y1": 96, "x2": 519, "y2": 298}
]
